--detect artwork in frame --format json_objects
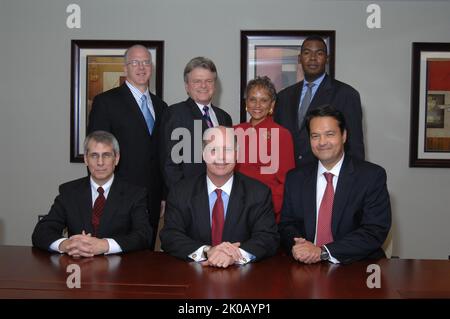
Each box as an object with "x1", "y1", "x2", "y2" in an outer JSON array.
[
  {"x1": 409, "y1": 42, "x2": 450, "y2": 167},
  {"x1": 70, "y1": 40, "x2": 164, "y2": 162},
  {"x1": 240, "y1": 30, "x2": 335, "y2": 122}
]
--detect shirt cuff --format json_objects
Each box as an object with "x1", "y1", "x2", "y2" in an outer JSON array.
[
  {"x1": 105, "y1": 238, "x2": 122, "y2": 255},
  {"x1": 189, "y1": 246, "x2": 255, "y2": 264},
  {"x1": 323, "y1": 245, "x2": 340, "y2": 264},
  {"x1": 49, "y1": 238, "x2": 67, "y2": 253},
  {"x1": 189, "y1": 245, "x2": 208, "y2": 262},
  {"x1": 235, "y1": 248, "x2": 255, "y2": 265}
]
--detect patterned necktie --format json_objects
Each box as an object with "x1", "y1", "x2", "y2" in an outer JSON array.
[
  {"x1": 211, "y1": 189, "x2": 224, "y2": 246},
  {"x1": 91, "y1": 187, "x2": 105, "y2": 236},
  {"x1": 316, "y1": 172, "x2": 334, "y2": 247},
  {"x1": 298, "y1": 82, "x2": 315, "y2": 129},
  {"x1": 140, "y1": 94, "x2": 155, "y2": 134},
  {"x1": 203, "y1": 105, "x2": 214, "y2": 128}
]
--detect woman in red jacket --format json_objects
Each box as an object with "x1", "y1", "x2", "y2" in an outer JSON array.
[{"x1": 235, "y1": 76, "x2": 295, "y2": 223}]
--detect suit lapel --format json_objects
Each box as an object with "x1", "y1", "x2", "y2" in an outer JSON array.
[
  {"x1": 98, "y1": 178, "x2": 121, "y2": 236},
  {"x1": 187, "y1": 98, "x2": 208, "y2": 131},
  {"x1": 212, "y1": 104, "x2": 227, "y2": 126},
  {"x1": 310, "y1": 74, "x2": 333, "y2": 111},
  {"x1": 331, "y1": 156, "x2": 355, "y2": 237},
  {"x1": 303, "y1": 165, "x2": 318, "y2": 241},
  {"x1": 190, "y1": 176, "x2": 212, "y2": 242},
  {"x1": 290, "y1": 81, "x2": 303, "y2": 131},
  {"x1": 150, "y1": 94, "x2": 162, "y2": 119},
  {"x1": 222, "y1": 175, "x2": 244, "y2": 242},
  {"x1": 78, "y1": 177, "x2": 94, "y2": 234}
]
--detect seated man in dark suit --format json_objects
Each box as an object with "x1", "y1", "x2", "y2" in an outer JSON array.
[
  {"x1": 160, "y1": 126, "x2": 279, "y2": 268},
  {"x1": 279, "y1": 105, "x2": 391, "y2": 264},
  {"x1": 32, "y1": 131, "x2": 153, "y2": 257}
]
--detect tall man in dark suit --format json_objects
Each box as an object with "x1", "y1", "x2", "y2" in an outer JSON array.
[
  {"x1": 160, "y1": 57, "x2": 232, "y2": 191},
  {"x1": 32, "y1": 131, "x2": 153, "y2": 257},
  {"x1": 161, "y1": 126, "x2": 279, "y2": 268},
  {"x1": 87, "y1": 44, "x2": 167, "y2": 249},
  {"x1": 279, "y1": 105, "x2": 391, "y2": 264},
  {"x1": 275, "y1": 35, "x2": 365, "y2": 167}
]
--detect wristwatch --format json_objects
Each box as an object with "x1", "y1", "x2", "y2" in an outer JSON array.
[
  {"x1": 203, "y1": 245, "x2": 212, "y2": 258},
  {"x1": 320, "y1": 246, "x2": 330, "y2": 261}
]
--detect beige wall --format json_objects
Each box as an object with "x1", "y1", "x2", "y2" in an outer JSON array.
[{"x1": 1, "y1": 0, "x2": 450, "y2": 259}]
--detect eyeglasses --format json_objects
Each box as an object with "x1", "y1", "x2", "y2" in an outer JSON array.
[
  {"x1": 126, "y1": 60, "x2": 152, "y2": 67},
  {"x1": 190, "y1": 79, "x2": 215, "y2": 87},
  {"x1": 204, "y1": 146, "x2": 235, "y2": 154},
  {"x1": 87, "y1": 152, "x2": 115, "y2": 161}
]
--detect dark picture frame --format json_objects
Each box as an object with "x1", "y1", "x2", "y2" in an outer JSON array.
[
  {"x1": 409, "y1": 42, "x2": 450, "y2": 168},
  {"x1": 240, "y1": 30, "x2": 335, "y2": 122},
  {"x1": 70, "y1": 40, "x2": 164, "y2": 162}
]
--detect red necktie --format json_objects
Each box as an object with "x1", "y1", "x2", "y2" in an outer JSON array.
[
  {"x1": 316, "y1": 173, "x2": 334, "y2": 247},
  {"x1": 211, "y1": 189, "x2": 224, "y2": 246},
  {"x1": 91, "y1": 187, "x2": 105, "y2": 236}
]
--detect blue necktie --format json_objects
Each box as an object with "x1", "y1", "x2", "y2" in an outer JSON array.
[
  {"x1": 298, "y1": 82, "x2": 315, "y2": 129},
  {"x1": 140, "y1": 95, "x2": 155, "y2": 134}
]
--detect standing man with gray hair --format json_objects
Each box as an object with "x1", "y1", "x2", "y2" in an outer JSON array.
[
  {"x1": 88, "y1": 44, "x2": 167, "y2": 250},
  {"x1": 32, "y1": 131, "x2": 153, "y2": 257},
  {"x1": 160, "y1": 57, "x2": 232, "y2": 191}
]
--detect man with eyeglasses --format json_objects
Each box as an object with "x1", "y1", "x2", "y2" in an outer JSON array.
[
  {"x1": 88, "y1": 44, "x2": 167, "y2": 250},
  {"x1": 159, "y1": 57, "x2": 232, "y2": 192},
  {"x1": 160, "y1": 126, "x2": 279, "y2": 268},
  {"x1": 32, "y1": 131, "x2": 153, "y2": 256}
]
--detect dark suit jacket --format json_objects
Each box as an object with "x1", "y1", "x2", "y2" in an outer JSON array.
[
  {"x1": 32, "y1": 176, "x2": 153, "y2": 253},
  {"x1": 279, "y1": 156, "x2": 391, "y2": 264},
  {"x1": 275, "y1": 74, "x2": 365, "y2": 167},
  {"x1": 160, "y1": 97, "x2": 233, "y2": 190},
  {"x1": 160, "y1": 172, "x2": 279, "y2": 261},
  {"x1": 87, "y1": 84, "x2": 167, "y2": 236}
]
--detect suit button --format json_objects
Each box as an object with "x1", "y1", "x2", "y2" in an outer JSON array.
[{"x1": 298, "y1": 155, "x2": 303, "y2": 159}]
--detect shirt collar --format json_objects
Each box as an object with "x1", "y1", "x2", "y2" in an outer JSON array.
[
  {"x1": 318, "y1": 153, "x2": 345, "y2": 178},
  {"x1": 90, "y1": 175, "x2": 114, "y2": 193},
  {"x1": 206, "y1": 175, "x2": 234, "y2": 197},
  {"x1": 195, "y1": 101, "x2": 212, "y2": 112},
  {"x1": 304, "y1": 72, "x2": 326, "y2": 88},
  {"x1": 126, "y1": 80, "x2": 149, "y2": 99}
]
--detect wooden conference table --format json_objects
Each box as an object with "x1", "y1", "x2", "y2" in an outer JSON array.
[{"x1": 0, "y1": 245, "x2": 449, "y2": 299}]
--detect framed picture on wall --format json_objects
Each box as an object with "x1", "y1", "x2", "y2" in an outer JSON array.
[
  {"x1": 70, "y1": 40, "x2": 164, "y2": 162},
  {"x1": 409, "y1": 42, "x2": 450, "y2": 167},
  {"x1": 240, "y1": 30, "x2": 335, "y2": 122}
]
